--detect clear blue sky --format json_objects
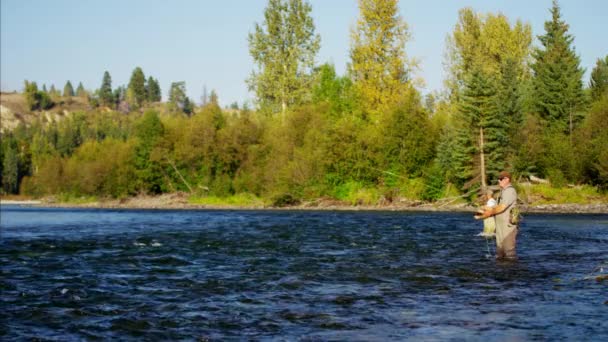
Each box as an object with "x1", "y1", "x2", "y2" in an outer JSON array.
[{"x1": 2, "y1": 0, "x2": 606, "y2": 107}]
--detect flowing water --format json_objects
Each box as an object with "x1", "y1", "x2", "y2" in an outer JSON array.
[{"x1": 1, "y1": 206, "x2": 607, "y2": 340}]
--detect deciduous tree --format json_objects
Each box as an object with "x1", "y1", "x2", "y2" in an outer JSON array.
[
  {"x1": 349, "y1": 0, "x2": 413, "y2": 120},
  {"x1": 248, "y1": 0, "x2": 320, "y2": 115}
]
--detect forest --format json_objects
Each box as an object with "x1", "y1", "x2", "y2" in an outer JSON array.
[{"x1": 1, "y1": 0, "x2": 607, "y2": 206}]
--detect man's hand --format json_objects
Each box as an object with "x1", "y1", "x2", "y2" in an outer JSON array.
[{"x1": 474, "y1": 209, "x2": 493, "y2": 220}]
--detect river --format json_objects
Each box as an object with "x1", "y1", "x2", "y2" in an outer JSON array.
[{"x1": 1, "y1": 206, "x2": 606, "y2": 340}]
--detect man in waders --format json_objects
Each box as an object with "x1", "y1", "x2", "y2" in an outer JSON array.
[{"x1": 474, "y1": 171, "x2": 519, "y2": 260}]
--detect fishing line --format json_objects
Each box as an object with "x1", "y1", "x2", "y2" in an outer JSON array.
[{"x1": 484, "y1": 237, "x2": 493, "y2": 259}]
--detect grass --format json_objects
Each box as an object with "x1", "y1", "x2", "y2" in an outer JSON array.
[
  {"x1": 188, "y1": 193, "x2": 266, "y2": 207},
  {"x1": 520, "y1": 183, "x2": 606, "y2": 205}
]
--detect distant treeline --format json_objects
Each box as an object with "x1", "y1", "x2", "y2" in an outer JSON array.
[{"x1": 1, "y1": 0, "x2": 607, "y2": 203}]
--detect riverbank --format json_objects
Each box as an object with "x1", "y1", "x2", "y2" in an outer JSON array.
[{"x1": 2, "y1": 193, "x2": 607, "y2": 214}]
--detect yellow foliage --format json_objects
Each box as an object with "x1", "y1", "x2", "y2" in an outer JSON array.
[
  {"x1": 446, "y1": 8, "x2": 532, "y2": 94},
  {"x1": 350, "y1": 0, "x2": 414, "y2": 120}
]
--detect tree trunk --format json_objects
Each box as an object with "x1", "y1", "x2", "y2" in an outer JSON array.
[{"x1": 480, "y1": 126, "x2": 486, "y2": 190}]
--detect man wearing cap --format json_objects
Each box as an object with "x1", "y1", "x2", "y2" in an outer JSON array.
[{"x1": 474, "y1": 171, "x2": 519, "y2": 260}]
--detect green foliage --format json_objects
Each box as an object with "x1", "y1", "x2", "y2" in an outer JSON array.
[
  {"x1": 524, "y1": 183, "x2": 607, "y2": 204},
  {"x1": 420, "y1": 162, "x2": 446, "y2": 202},
  {"x1": 48, "y1": 85, "x2": 60, "y2": 98},
  {"x1": 451, "y1": 67, "x2": 508, "y2": 188},
  {"x1": 350, "y1": 0, "x2": 413, "y2": 119},
  {"x1": 2, "y1": 2, "x2": 604, "y2": 207},
  {"x1": 247, "y1": 0, "x2": 320, "y2": 115},
  {"x1": 63, "y1": 81, "x2": 75, "y2": 97},
  {"x1": 444, "y1": 7, "x2": 530, "y2": 190},
  {"x1": 446, "y1": 8, "x2": 531, "y2": 99},
  {"x1": 24, "y1": 80, "x2": 54, "y2": 111},
  {"x1": 380, "y1": 88, "x2": 435, "y2": 177},
  {"x1": 128, "y1": 67, "x2": 146, "y2": 108},
  {"x1": 189, "y1": 193, "x2": 266, "y2": 207},
  {"x1": 99, "y1": 71, "x2": 114, "y2": 106},
  {"x1": 312, "y1": 63, "x2": 356, "y2": 118},
  {"x1": 168, "y1": 81, "x2": 192, "y2": 115},
  {"x1": 134, "y1": 110, "x2": 166, "y2": 194},
  {"x1": 531, "y1": 0, "x2": 585, "y2": 133},
  {"x1": 146, "y1": 77, "x2": 162, "y2": 102},
  {"x1": 574, "y1": 95, "x2": 608, "y2": 190},
  {"x1": 76, "y1": 82, "x2": 87, "y2": 98},
  {"x1": 589, "y1": 56, "x2": 608, "y2": 102},
  {"x1": 1, "y1": 136, "x2": 20, "y2": 194}
]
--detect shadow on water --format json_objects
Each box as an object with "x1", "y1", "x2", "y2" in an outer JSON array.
[{"x1": 1, "y1": 206, "x2": 607, "y2": 340}]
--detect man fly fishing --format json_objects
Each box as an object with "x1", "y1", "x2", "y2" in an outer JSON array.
[{"x1": 474, "y1": 171, "x2": 519, "y2": 260}]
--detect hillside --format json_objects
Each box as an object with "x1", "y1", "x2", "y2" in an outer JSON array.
[{"x1": 0, "y1": 92, "x2": 90, "y2": 133}]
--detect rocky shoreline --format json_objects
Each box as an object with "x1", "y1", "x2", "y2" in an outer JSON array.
[{"x1": 2, "y1": 193, "x2": 606, "y2": 214}]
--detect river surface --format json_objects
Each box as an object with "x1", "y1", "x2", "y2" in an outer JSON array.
[{"x1": 1, "y1": 206, "x2": 607, "y2": 341}]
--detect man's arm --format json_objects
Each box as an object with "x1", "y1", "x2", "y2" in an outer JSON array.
[
  {"x1": 474, "y1": 203, "x2": 508, "y2": 220},
  {"x1": 474, "y1": 187, "x2": 516, "y2": 220}
]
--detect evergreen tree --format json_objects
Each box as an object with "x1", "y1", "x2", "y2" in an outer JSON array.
[
  {"x1": 496, "y1": 58, "x2": 524, "y2": 156},
  {"x1": 350, "y1": 0, "x2": 413, "y2": 119},
  {"x1": 127, "y1": 67, "x2": 147, "y2": 108},
  {"x1": 134, "y1": 110, "x2": 165, "y2": 194},
  {"x1": 531, "y1": 0, "x2": 585, "y2": 133},
  {"x1": 1, "y1": 136, "x2": 20, "y2": 194},
  {"x1": 49, "y1": 84, "x2": 60, "y2": 98},
  {"x1": 99, "y1": 71, "x2": 114, "y2": 106},
  {"x1": 76, "y1": 82, "x2": 87, "y2": 98},
  {"x1": 113, "y1": 86, "x2": 126, "y2": 106},
  {"x1": 168, "y1": 81, "x2": 187, "y2": 112},
  {"x1": 63, "y1": 81, "x2": 74, "y2": 97},
  {"x1": 589, "y1": 56, "x2": 608, "y2": 102},
  {"x1": 146, "y1": 77, "x2": 161, "y2": 102},
  {"x1": 209, "y1": 90, "x2": 219, "y2": 105},
  {"x1": 247, "y1": 0, "x2": 321, "y2": 115},
  {"x1": 183, "y1": 97, "x2": 194, "y2": 116},
  {"x1": 452, "y1": 68, "x2": 507, "y2": 189}
]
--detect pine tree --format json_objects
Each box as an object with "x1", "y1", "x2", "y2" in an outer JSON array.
[
  {"x1": 183, "y1": 97, "x2": 194, "y2": 116},
  {"x1": 99, "y1": 71, "x2": 114, "y2": 106},
  {"x1": 349, "y1": 0, "x2": 412, "y2": 119},
  {"x1": 49, "y1": 84, "x2": 60, "y2": 98},
  {"x1": 76, "y1": 82, "x2": 87, "y2": 98},
  {"x1": 247, "y1": 0, "x2": 320, "y2": 115},
  {"x1": 128, "y1": 67, "x2": 147, "y2": 108},
  {"x1": 168, "y1": 82, "x2": 187, "y2": 112},
  {"x1": 63, "y1": 81, "x2": 75, "y2": 97},
  {"x1": 496, "y1": 58, "x2": 524, "y2": 158},
  {"x1": 531, "y1": 0, "x2": 585, "y2": 133},
  {"x1": 589, "y1": 56, "x2": 608, "y2": 102},
  {"x1": 146, "y1": 77, "x2": 161, "y2": 102},
  {"x1": 452, "y1": 68, "x2": 507, "y2": 189}
]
